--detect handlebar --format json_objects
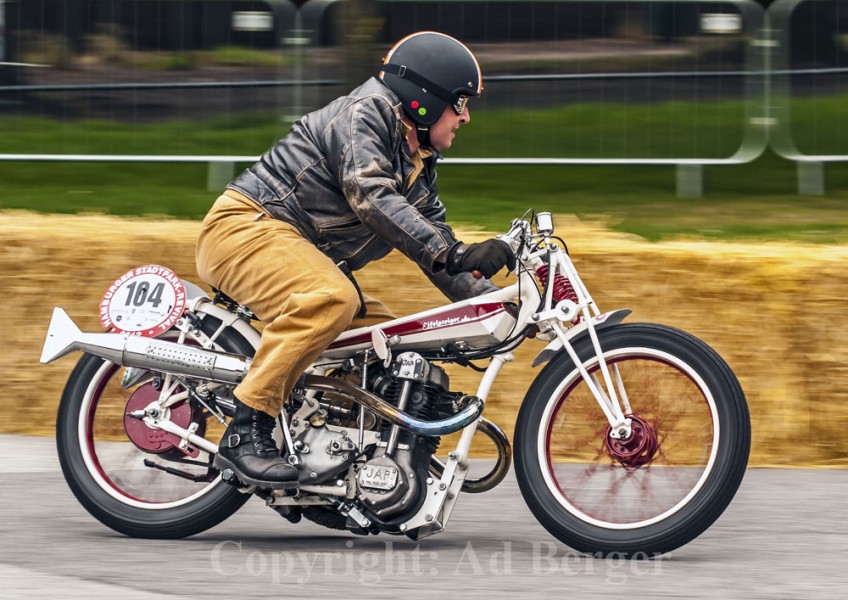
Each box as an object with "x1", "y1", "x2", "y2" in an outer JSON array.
[{"x1": 497, "y1": 211, "x2": 555, "y2": 264}]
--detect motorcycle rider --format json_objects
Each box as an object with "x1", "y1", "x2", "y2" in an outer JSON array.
[{"x1": 195, "y1": 31, "x2": 515, "y2": 489}]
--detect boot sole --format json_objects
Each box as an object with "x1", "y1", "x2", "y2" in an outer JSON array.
[{"x1": 213, "y1": 455, "x2": 299, "y2": 490}]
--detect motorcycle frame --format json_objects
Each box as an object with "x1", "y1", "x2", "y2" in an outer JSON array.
[{"x1": 42, "y1": 214, "x2": 635, "y2": 538}]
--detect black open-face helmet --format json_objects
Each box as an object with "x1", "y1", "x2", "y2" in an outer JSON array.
[{"x1": 379, "y1": 31, "x2": 482, "y2": 131}]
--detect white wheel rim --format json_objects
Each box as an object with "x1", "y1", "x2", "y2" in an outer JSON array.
[
  {"x1": 79, "y1": 360, "x2": 223, "y2": 510},
  {"x1": 537, "y1": 347, "x2": 721, "y2": 530}
]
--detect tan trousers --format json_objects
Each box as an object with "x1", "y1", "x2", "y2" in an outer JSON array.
[{"x1": 195, "y1": 191, "x2": 395, "y2": 416}]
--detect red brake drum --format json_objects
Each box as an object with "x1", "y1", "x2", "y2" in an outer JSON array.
[{"x1": 123, "y1": 383, "x2": 200, "y2": 457}]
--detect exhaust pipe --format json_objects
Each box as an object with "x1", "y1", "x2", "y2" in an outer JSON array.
[
  {"x1": 303, "y1": 375, "x2": 484, "y2": 437},
  {"x1": 430, "y1": 418, "x2": 512, "y2": 493},
  {"x1": 41, "y1": 308, "x2": 481, "y2": 437},
  {"x1": 41, "y1": 307, "x2": 251, "y2": 384}
]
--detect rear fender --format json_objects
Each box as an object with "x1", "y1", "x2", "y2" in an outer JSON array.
[{"x1": 531, "y1": 309, "x2": 632, "y2": 367}]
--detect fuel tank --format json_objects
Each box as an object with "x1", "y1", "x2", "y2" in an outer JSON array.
[{"x1": 322, "y1": 297, "x2": 517, "y2": 359}]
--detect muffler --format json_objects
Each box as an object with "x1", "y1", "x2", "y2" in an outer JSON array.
[
  {"x1": 41, "y1": 307, "x2": 251, "y2": 384},
  {"x1": 41, "y1": 308, "x2": 483, "y2": 438}
]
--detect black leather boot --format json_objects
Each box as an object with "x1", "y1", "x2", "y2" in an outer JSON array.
[{"x1": 214, "y1": 400, "x2": 298, "y2": 489}]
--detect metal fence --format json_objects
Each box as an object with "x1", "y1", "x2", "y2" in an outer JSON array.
[{"x1": 0, "y1": 0, "x2": 845, "y2": 196}]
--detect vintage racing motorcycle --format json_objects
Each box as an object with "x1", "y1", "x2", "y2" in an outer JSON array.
[{"x1": 41, "y1": 212, "x2": 750, "y2": 556}]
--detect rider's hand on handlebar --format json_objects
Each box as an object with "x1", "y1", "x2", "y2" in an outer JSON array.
[{"x1": 446, "y1": 239, "x2": 516, "y2": 279}]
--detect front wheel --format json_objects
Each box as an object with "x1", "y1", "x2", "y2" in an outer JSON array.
[{"x1": 514, "y1": 323, "x2": 750, "y2": 556}]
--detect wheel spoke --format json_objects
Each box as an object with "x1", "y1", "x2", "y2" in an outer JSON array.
[
  {"x1": 543, "y1": 350, "x2": 717, "y2": 528},
  {"x1": 57, "y1": 313, "x2": 256, "y2": 537},
  {"x1": 84, "y1": 350, "x2": 224, "y2": 506}
]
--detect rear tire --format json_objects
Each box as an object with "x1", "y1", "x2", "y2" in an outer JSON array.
[
  {"x1": 514, "y1": 323, "x2": 750, "y2": 556},
  {"x1": 56, "y1": 315, "x2": 255, "y2": 538}
]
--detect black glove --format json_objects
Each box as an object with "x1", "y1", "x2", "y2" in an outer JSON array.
[{"x1": 446, "y1": 239, "x2": 516, "y2": 279}]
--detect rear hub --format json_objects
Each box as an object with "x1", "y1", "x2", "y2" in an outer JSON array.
[{"x1": 124, "y1": 383, "x2": 199, "y2": 457}]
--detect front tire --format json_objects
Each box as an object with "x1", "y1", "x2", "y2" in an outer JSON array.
[
  {"x1": 56, "y1": 315, "x2": 255, "y2": 538},
  {"x1": 514, "y1": 323, "x2": 750, "y2": 556}
]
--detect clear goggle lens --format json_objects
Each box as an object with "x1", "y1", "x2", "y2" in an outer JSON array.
[{"x1": 452, "y1": 95, "x2": 470, "y2": 115}]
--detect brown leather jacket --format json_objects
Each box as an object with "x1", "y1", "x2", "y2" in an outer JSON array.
[{"x1": 227, "y1": 77, "x2": 496, "y2": 302}]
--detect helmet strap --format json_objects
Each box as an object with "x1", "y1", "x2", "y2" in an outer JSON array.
[
  {"x1": 416, "y1": 126, "x2": 432, "y2": 150},
  {"x1": 381, "y1": 63, "x2": 457, "y2": 106}
]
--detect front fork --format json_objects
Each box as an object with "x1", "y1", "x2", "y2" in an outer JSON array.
[
  {"x1": 553, "y1": 321, "x2": 633, "y2": 439},
  {"x1": 539, "y1": 248, "x2": 633, "y2": 440}
]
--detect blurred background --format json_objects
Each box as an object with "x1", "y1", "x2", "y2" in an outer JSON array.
[
  {"x1": 0, "y1": 0, "x2": 846, "y2": 464},
  {"x1": 1, "y1": 0, "x2": 846, "y2": 235},
  {"x1": 1, "y1": 0, "x2": 847, "y2": 233}
]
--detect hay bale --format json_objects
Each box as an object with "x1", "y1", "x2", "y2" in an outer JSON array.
[{"x1": 3, "y1": 210, "x2": 845, "y2": 465}]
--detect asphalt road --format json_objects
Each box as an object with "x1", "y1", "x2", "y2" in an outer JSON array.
[{"x1": 1, "y1": 434, "x2": 845, "y2": 599}]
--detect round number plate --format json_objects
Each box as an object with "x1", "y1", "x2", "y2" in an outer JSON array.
[{"x1": 99, "y1": 265, "x2": 187, "y2": 337}]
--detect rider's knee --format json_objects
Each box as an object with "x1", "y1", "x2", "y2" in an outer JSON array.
[
  {"x1": 332, "y1": 280, "x2": 362, "y2": 325},
  {"x1": 307, "y1": 275, "x2": 360, "y2": 327}
]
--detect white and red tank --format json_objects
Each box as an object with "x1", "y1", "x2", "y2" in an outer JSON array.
[{"x1": 321, "y1": 297, "x2": 517, "y2": 359}]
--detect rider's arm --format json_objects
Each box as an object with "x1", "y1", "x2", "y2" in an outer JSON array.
[
  {"x1": 415, "y1": 192, "x2": 500, "y2": 301},
  {"x1": 326, "y1": 95, "x2": 458, "y2": 275},
  {"x1": 422, "y1": 268, "x2": 499, "y2": 303}
]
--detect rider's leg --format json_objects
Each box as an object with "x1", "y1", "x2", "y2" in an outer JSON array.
[
  {"x1": 349, "y1": 293, "x2": 396, "y2": 329},
  {"x1": 196, "y1": 191, "x2": 360, "y2": 488}
]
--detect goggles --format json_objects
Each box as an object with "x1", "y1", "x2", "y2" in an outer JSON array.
[{"x1": 452, "y1": 95, "x2": 470, "y2": 115}]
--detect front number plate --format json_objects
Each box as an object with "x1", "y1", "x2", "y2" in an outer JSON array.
[{"x1": 358, "y1": 465, "x2": 399, "y2": 491}]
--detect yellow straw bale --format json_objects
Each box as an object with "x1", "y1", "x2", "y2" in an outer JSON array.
[{"x1": 1, "y1": 210, "x2": 845, "y2": 465}]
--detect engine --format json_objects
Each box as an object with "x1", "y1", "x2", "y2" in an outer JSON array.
[
  {"x1": 289, "y1": 351, "x2": 462, "y2": 523},
  {"x1": 355, "y1": 354, "x2": 457, "y2": 520}
]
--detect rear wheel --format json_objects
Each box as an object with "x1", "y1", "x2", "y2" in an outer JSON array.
[
  {"x1": 56, "y1": 315, "x2": 255, "y2": 538},
  {"x1": 514, "y1": 323, "x2": 750, "y2": 556}
]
